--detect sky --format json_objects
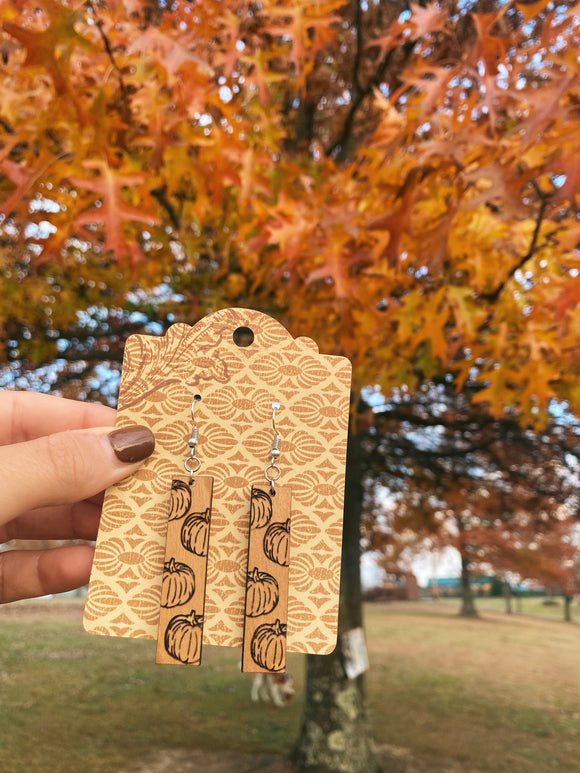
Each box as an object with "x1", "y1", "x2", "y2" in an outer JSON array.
[{"x1": 361, "y1": 547, "x2": 462, "y2": 590}]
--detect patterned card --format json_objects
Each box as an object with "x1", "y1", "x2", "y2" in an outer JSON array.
[{"x1": 84, "y1": 308, "x2": 352, "y2": 655}]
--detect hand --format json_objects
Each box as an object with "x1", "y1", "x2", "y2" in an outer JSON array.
[{"x1": 0, "y1": 391, "x2": 154, "y2": 603}]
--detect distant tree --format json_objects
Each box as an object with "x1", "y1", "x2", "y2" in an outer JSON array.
[
  {"x1": 363, "y1": 381, "x2": 580, "y2": 618},
  {"x1": 511, "y1": 518, "x2": 580, "y2": 621}
]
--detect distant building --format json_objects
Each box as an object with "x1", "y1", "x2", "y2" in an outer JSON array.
[
  {"x1": 425, "y1": 576, "x2": 494, "y2": 597},
  {"x1": 363, "y1": 571, "x2": 420, "y2": 602},
  {"x1": 424, "y1": 576, "x2": 543, "y2": 597}
]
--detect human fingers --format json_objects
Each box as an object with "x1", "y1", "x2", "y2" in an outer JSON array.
[
  {"x1": 0, "y1": 501, "x2": 101, "y2": 542},
  {"x1": 0, "y1": 544, "x2": 95, "y2": 603},
  {"x1": 0, "y1": 391, "x2": 115, "y2": 445},
  {"x1": 0, "y1": 425, "x2": 155, "y2": 527}
]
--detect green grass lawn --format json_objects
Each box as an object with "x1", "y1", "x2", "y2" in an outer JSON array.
[
  {"x1": 447, "y1": 593, "x2": 577, "y2": 620},
  {"x1": 0, "y1": 599, "x2": 578, "y2": 773},
  {"x1": 365, "y1": 601, "x2": 580, "y2": 773},
  {"x1": 420, "y1": 593, "x2": 579, "y2": 621},
  {"x1": 0, "y1": 602, "x2": 305, "y2": 773}
]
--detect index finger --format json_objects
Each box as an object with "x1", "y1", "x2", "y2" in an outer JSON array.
[{"x1": 0, "y1": 391, "x2": 116, "y2": 445}]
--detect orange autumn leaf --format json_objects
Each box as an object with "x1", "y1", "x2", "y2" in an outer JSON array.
[{"x1": 68, "y1": 159, "x2": 161, "y2": 261}]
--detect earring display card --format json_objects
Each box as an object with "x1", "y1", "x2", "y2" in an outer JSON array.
[
  {"x1": 84, "y1": 308, "x2": 352, "y2": 656},
  {"x1": 156, "y1": 476, "x2": 214, "y2": 666}
]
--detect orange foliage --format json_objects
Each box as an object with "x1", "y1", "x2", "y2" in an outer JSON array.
[{"x1": 0, "y1": 0, "x2": 579, "y2": 424}]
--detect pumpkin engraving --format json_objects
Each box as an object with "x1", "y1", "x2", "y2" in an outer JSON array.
[
  {"x1": 164, "y1": 610, "x2": 204, "y2": 664},
  {"x1": 250, "y1": 619, "x2": 287, "y2": 672},
  {"x1": 181, "y1": 508, "x2": 211, "y2": 556},
  {"x1": 250, "y1": 488, "x2": 273, "y2": 529},
  {"x1": 263, "y1": 519, "x2": 290, "y2": 566},
  {"x1": 168, "y1": 479, "x2": 192, "y2": 521},
  {"x1": 246, "y1": 568, "x2": 279, "y2": 617},
  {"x1": 160, "y1": 557, "x2": 195, "y2": 608}
]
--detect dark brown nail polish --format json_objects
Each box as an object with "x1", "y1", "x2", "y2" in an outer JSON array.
[{"x1": 108, "y1": 425, "x2": 155, "y2": 463}]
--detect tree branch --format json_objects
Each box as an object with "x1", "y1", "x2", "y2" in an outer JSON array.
[
  {"x1": 481, "y1": 190, "x2": 549, "y2": 305},
  {"x1": 151, "y1": 185, "x2": 181, "y2": 230},
  {"x1": 352, "y1": 0, "x2": 365, "y2": 96},
  {"x1": 88, "y1": 0, "x2": 132, "y2": 124},
  {"x1": 325, "y1": 38, "x2": 414, "y2": 160}
]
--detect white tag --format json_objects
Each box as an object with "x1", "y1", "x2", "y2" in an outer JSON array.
[{"x1": 341, "y1": 627, "x2": 369, "y2": 679}]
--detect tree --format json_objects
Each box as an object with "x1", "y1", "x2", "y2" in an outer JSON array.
[
  {"x1": 292, "y1": 413, "x2": 379, "y2": 772},
  {"x1": 362, "y1": 381, "x2": 580, "y2": 618},
  {"x1": 2, "y1": 1, "x2": 580, "y2": 771},
  {"x1": 510, "y1": 517, "x2": 580, "y2": 621}
]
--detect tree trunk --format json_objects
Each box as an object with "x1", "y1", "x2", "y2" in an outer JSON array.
[
  {"x1": 564, "y1": 595, "x2": 573, "y2": 622},
  {"x1": 291, "y1": 425, "x2": 381, "y2": 773},
  {"x1": 503, "y1": 579, "x2": 512, "y2": 614},
  {"x1": 430, "y1": 553, "x2": 440, "y2": 600},
  {"x1": 458, "y1": 551, "x2": 478, "y2": 618}
]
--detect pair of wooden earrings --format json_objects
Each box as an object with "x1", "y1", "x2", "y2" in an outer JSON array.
[{"x1": 155, "y1": 396, "x2": 292, "y2": 674}]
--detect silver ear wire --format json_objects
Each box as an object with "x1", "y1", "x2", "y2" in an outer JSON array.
[
  {"x1": 184, "y1": 394, "x2": 202, "y2": 482},
  {"x1": 271, "y1": 401, "x2": 280, "y2": 436},
  {"x1": 265, "y1": 401, "x2": 282, "y2": 493}
]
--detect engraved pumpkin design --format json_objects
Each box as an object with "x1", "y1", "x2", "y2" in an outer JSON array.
[
  {"x1": 142, "y1": 500, "x2": 178, "y2": 536},
  {"x1": 206, "y1": 544, "x2": 247, "y2": 588},
  {"x1": 292, "y1": 553, "x2": 342, "y2": 595},
  {"x1": 160, "y1": 557, "x2": 196, "y2": 608},
  {"x1": 289, "y1": 512, "x2": 325, "y2": 542},
  {"x1": 250, "y1": 619, "x2": 287, "y2": 672},
  {"x1": 83, "y1": 580, "x2": 122, "y2": 620},
  {"x1": 290, "y1": 470, "x2": 345, "y2": 509},
  {"x1": 164, "y1": 610, "x2": 204, "y2": 664},
  {"x1": 263, "y1": 519, "x2": 290, "y2": 566},
  {"x1": 292, "y1": 552, "x2": 340, "y2": 593},
  {"x1": 127, "y1": 586, "x2": 165, "y2": 625},
  {"x1": 155, "y1": 421, "x2": 198, "y2": 457},
  {"x1": 251, "y1": 352, "x2": 328, "y2": 389},
  {"x1": 207, "y1": 386, "x2": 272, "y2": 424},
  {"x1": 97, "y1": 494, "x2": 135, "y2": 529},
  {"x1": 94, "y1": 537, "x2": 164, "y2": 580},
  {"x1": 250, "y1": 488, "x2": 273, "y2": 529},
  {"x1": 181, "y1": 508, "x2": 211, "y2": 556},
  {"x1": 288, "y1": 597, "x2": 316, "y2": 626},
  {"x1": 245, "y1": 568, "x2": 279, "y2": 617},
  {"x1": 292, "y1": 393, "x2": 347, "y2": 429},
  {"x1": 168, "y1": 479, "x2": 191, "y2": 521},
  {"x1": 284, "y1": 430, "x2": 327, "y2": 466},
  {"x1": 143, "y1": 458, "x2": 183, "y2": 495}
]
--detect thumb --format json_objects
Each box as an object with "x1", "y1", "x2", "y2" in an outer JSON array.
[{"x1": 0, "y1": 425, "x2": 155, "y2": 525}]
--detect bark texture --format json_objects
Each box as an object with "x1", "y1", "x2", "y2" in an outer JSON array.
[
  {"x1": 459, "y1": 549, "x2": 478, "y2": 618},
  {"x1": 291, "y1": 424, "x2": 381, "y2": 773},
  {"x1": 503, "y1": 579, "x2": 513, "y2": 614}
]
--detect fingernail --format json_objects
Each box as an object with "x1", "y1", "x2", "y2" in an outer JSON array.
[{"x1": 108, "y1": 425, "x2": 155, "y2": 463}]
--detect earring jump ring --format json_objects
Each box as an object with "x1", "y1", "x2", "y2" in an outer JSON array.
[
  {"x1": 265, "y1": 463, "x2": 281, "y2": 484},
  {"x1": 184, "y1": 456, "x2": 202, "y2": 475}
]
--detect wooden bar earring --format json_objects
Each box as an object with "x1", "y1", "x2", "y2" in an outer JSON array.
[
  {"x1": 242, "y1": 402, "x2": 292, "y2": 673},
  {"x1": 156, "y1": 394, "x2": 213, "y2": 666}
]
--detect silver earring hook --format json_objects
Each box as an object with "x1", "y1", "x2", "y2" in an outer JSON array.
[
  {"x1": 185, "y1": 394, "x2": 202, "y2": 482},
  {"x1": 191, "y1": 393, "x2": 202, "y2": 424},
  {"x1": 265, "y1": 401, "x2": 282, "y2": 493},
  {"x1": 271, "y1": 401, "x2": 280, "y2": 437}
]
